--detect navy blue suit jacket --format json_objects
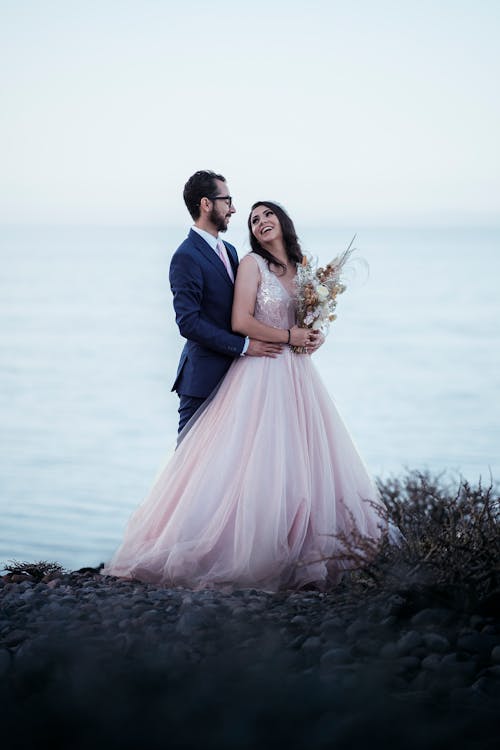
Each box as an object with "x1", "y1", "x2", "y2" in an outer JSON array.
[{"x1": 169, "y1": 229, "x2": 246, "y2": 398}]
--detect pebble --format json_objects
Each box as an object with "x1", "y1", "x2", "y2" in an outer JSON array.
[
  {"x1": 4, "y1": 629, "x2": 28, "y2": 647},
  {"x1": 0, "y1": 571, "x2": 498, "y2": 710},
  {"x1": 353, "y1": 637, "x2": 378, "y2": 656},
  {"x1": 394, "y1": 656, "x2": 420, "y2": 677},
  {"x1": 457, "y1": 631, "x2": 493, "y2": 657},
  {"x1": 320, "y1": 647, "x2": 352, "y2": 667},
  {"x1": 381, "y1": 594, "x2": 406, "y2": 618},
  {"x1": 290, "y1": 615, "x2": 309, "y2": 627},
  {"x1": 345, "y1": 618, "x2": 367, "y2": 639},
  {"x1": 320, "y1": 617, "x2": 344, "y2": 638},
  {"x1": 19, "y1": 588, "x2": 35, "y2": 600},
  {"x1": 421, "y1": 653, "x2": 442, "y2": 671},
  {"x1": 176, "y1": 608, "x2": 212, "y2": 635},
  {"x1": 481, "y1": 624, "x2": 497, "y2": 635},
  {"x1": 471, "y1": 668, "x2": 500, "y2": 698},
  {"x1": 397, "y1": 630, "x2": 423, "y2": 655},
  {"x1": 469, "y1": 615, "x2": 486, "y2": 629},
  {"x1": 380, "y1": 615, "x2": 397, "y2": 628},
  {"x1": 440, "y1": 652, "x2": 478, "y2": 679},
  {"x1": 410, "y1": 608, "x2": 454, "y2": 627},
  {"x1": 17, "y1": 580, "x2": 34, "y2": 589},
  {"x1": 301, "y1": 636, "x2": 322, "y2": 652},
  {"x1": 380, "y1": 642, "x2": 398, "y2": 659},
  {"x1": 422, "y1": 632, "x2": 450, "y2": 653},
  {"x1": 0, "y1": 648, "x2": 11, "y2": 676}
]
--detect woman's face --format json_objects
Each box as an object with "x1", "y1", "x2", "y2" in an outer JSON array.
[{"x1": 250, "y1": 205, "x2": 283, "y2": 245}]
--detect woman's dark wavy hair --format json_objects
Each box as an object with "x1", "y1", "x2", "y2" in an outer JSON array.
[{"x1": 247, "y1": 201, "x2": 303, "y2": 274}]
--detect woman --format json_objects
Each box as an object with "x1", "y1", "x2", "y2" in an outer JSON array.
[{"x1": 103, "y1": 202, "x2": 382, "y2": 591}]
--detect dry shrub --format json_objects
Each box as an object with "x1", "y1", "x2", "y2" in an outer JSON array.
[
  {"x1": 2, "y1": 560, "x2": 67, "y2": 582},
  {"x1": 332, "y1": 471, "x2": 500, "y2": 611}
]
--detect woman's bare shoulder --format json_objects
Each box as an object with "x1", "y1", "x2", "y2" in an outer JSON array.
[{"x1": 240, "y1": 252, "x2": 265, "y2": 272}]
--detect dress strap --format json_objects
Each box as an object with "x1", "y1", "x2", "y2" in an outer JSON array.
[{"x1": 248, "y1": 252, "x2": 268, "y2": 274}]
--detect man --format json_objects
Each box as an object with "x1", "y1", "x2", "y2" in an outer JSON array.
[{"x1": 169, "y1": 170, "x2": 283, "y2": 433}]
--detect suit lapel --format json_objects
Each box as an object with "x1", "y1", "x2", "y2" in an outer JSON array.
[
  {"x1": 189, "y1": 229, "x2": 235, "y2": 287},
  {"x1": 224, "y1": 242, "x2": 239, "y2": 276}
]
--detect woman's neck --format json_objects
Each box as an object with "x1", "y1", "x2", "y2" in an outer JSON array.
[{"x1": 261, "y1": 239, "x2": 287, "y2": 266}]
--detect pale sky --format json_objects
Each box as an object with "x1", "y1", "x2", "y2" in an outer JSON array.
[{"x1": 1, "y1": 0, "x2": 499, "y2": 226}]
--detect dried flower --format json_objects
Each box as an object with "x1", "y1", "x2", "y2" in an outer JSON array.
[{"x1": 292, "y1": 235, "x2": 356, "y2": 353}]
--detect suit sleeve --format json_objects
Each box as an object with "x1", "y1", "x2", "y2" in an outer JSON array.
[{"x1": 169, "y1": 251, "x2": 246, "y2": 356}]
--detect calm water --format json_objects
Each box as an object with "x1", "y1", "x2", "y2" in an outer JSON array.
[{"x1": 1, "y1": 225, "x2": 499, "y2": 569}]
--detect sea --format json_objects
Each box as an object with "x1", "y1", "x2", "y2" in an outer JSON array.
[{"x1": 1, "y1": 225, "x2": 499, "y2": 570}]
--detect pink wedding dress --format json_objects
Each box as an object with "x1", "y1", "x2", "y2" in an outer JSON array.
[{"x1": 103, "y1": 253, "x2": 382, "y2": 590}]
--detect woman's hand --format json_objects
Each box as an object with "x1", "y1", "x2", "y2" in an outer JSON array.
[
  {"x1": 306, "y1": 330, "x2": 325, "y2": 354},
  {"x1": 289, "y1": 326, "x2": 319, "y2": 348}
]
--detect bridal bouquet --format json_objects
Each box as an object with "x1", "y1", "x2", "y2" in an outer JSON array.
[{"x1": 292, "y1": 235, "x2": 356, "y2": 353}]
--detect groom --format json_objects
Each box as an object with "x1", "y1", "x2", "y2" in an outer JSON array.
[{"x1": 170, "y1": 170, "x2": 282, "y2": 433}]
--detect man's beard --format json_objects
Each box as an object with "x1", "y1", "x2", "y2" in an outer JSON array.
[{"x1": 209, "y1": 206, "x2": 229, "y2": 233}]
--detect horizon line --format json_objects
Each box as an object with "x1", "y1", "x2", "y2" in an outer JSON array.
[{"x1": 1, "y1": 220, "x2": 500, "y2": 231}]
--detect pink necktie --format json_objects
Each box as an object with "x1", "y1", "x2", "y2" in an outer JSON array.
[{"x1": 216, "y1": 239, "x2": 234, "y2": 282}]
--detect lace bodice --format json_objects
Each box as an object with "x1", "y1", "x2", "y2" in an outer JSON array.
[{"x1": 249, "y1": 253, "x2": 297, "y2": 329}]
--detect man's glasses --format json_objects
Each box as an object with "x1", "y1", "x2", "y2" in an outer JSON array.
[{"x1": 211, "y1": 195, "x2": 233, "y2": 207}]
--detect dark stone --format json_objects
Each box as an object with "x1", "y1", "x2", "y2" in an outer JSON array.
[
  {"x1": 301, "y1": 636, "x2": 322, "y2": 652},
  {"x1": 290, "y1": 635, "x2": 306, "y2": 650},
  {"x1": 290, "y1": 615, "x2": 309, "y2": 627},
  {"x1": 410, "y1": 671, "x2": 430, "y2": 690},
  {"x1": 481, "y1": 624, "x2": 498, "y2": 635},
  {"x1": 10, "y1": 575, "x2": 35, "y2": 584},
  {"x1": 353, "y1": 637, "x2": 378, "y2": 657},
  {"x1": 478, "y1": 590, "x2": 500, "y2": 617},
  {"x1": 440, "y1": 653, "x2": 478, "y2": 680},
  {"x1": 345, "y1": 618, "x2": 367, "y2": 639},
  {"x1": 457, "y1": 631, "x2": 496, "y2": 657},
  {"x1": 421, "y1": 653, "x2": 442, "y2": 671},
  {"x1": 381, "y1": 594, "x2": 407, "y2": 618},
  {"x1": 422, "y1": 632, "x2": 450, "y2": 654},
  {"x1": 410, "y1": 607, "x2": 455, "y2": 627},
  {"x1": 395, "y1": 656, "x2": 420, "y2": 674},
  {"x1": 320, "y1": 647, "x2": 352, "y2": 668},
  {"x1": 469, "y1": 615, "x2": 486, "y2": 630},
  {"x1": 59, "y1": 596, "x2": 78, "y2": 605},
  {"x1": 0, "y1": 648, "x2": 11, "y2": 676},
  {"x1": 380, "y1": 615, "x2": 397, "y2": 628},
  {"x1": 397, "y1": 630, "x2": 423, "y2": 655},
  {"x1": 449, "y1": 686, "x2": 484, "y2": 708},
  {"x1": 18, "y1": 581, "x2": 34, "y2": 591},
  {"x1": 320, "y1": 617, "x2": 343, "y2": 639},
  {"x1": 139, "y1": 609, "x2": 162, "y2": 625},
  {"x1": 380, "y1": 642, "x2": 398, "y2": 659},
  {"x1": 73, "y1": 567, "x2": 102, "y2": 576},
  {"x1": 472, "y1": 668, "x2": 500, "y2": 698},
  {"x1": 4, "y1": 629, "x2": 28, "y2": 647}
]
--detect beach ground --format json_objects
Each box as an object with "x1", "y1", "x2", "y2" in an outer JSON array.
[{"x1": 1, "y1": 566, "x2": 499, "y2": 749}]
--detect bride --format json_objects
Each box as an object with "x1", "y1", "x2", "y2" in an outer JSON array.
[{"x1": 103, "y1": 201, "x2": 383, "y2": 591}]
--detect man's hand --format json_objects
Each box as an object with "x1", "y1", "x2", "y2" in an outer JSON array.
[{"x1": 246, "y1": 339, "x2": 283, "y2": 357}]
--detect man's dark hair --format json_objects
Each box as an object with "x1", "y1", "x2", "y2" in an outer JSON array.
[{"x1": 183, "y1": 170, "x2": 226, "y2": 220}]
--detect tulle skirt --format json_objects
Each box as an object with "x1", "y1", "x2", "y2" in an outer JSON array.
[{"x1": 103, "y1": 349, "x2": 382, "y2": 591}]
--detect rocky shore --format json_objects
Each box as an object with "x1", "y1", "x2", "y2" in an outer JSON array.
[{"x1": 1, "y1": 566, "x2": 499, "y2": 749}]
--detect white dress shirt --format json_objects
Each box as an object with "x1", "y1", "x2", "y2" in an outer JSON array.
[{"x1": 191, "y1": 226, "x2": 249, "y2": 355}]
